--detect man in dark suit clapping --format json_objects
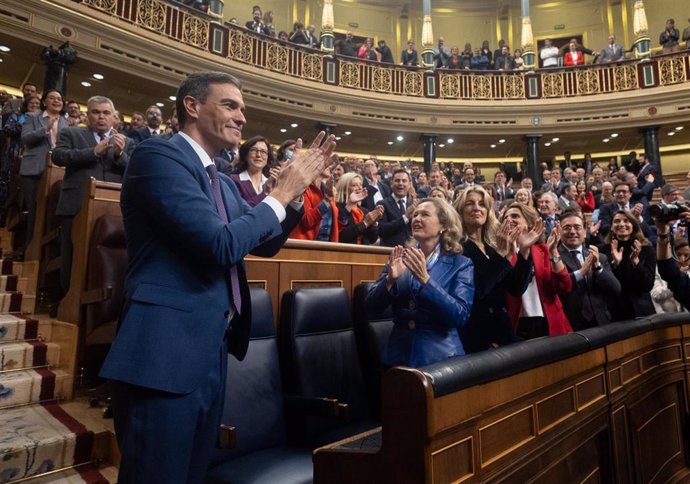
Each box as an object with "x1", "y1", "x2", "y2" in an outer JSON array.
[{"x1": 377, "y1": 169, "x2": 414, "y2": 247}]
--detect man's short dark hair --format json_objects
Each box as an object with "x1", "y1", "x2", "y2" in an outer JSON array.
[
  {"x1": 176, "y1": 72, "x2": 242, "y2": 129},
  {"x1": 391, "y1": 168, "x2": 410, "y2": 180},
  {"x1": 614, "y1": 181, "x2": 632, "y2": 193}
]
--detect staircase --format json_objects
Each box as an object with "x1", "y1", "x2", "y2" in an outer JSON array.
[{"x1": 0, "y1": 229, "x2": 115, "y2": 484}]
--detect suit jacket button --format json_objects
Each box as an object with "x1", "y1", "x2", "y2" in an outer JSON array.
[
  {"x1": 408, "y1": 300, "x2": 416, "y2": 310},
  {"x1": 408, "y1": 320, "x2": 416, "y2": 329}
]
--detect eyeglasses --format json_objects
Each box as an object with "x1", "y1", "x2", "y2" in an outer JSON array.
[
  {"x1": 614, "y1": 190, "x2": 630, "y2": 194},
  {"x1": 561, "y1": 225, "x2": 583, "y2": 232},
  {"x1": 249, "y1": 147, "x2": 269, "y2": 157}
]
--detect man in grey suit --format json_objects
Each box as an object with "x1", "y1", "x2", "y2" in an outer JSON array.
[
  {"x1": 19, "y1": 89, "x2": 68, "y2": 251},
  {"x1": 52, "y1": 95, "x2": 134, "y2": 292},
  {"x1": 599, "y1": 35, "x2": 625, "y2": 62},
  {"x1": 558, "y1": 210, "x2": 621, "y2": 330}
]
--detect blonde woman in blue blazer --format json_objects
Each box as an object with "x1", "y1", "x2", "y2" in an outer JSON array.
[{"x1": 366, "y1": 197, "x2": 474, "y2": 368}]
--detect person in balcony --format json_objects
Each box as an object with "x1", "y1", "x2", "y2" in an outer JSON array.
[
  {"x1": 602, "y1": 210, "x2": 656, "y2": 320},
  {"x1": 229, "y1": 135, "x2": 280, "y2": 208},
  {"x1": 445, "y1": 46, "x2": 464, "y2": 70},
  {"x1": 599, "y1": 35, "x2": 625, "y2": 62},
  {"x1": 432, "y1": 36, "x2": 450, "y2": 69},
  {"x1": 376, "y1": 39, "x2": 395, "y2": 64},
  {"x1": 336, "y1": 172, "x2": 383, "y2": 245},
  {"x1": 564, "y1": 42, "x2": 584, "y2": 66},
  {"x1": 540, "y1": 38, "x2": 560, "y2": 67},
  {"x1": 337, "y1": 31, "x2": 357, "y2": 58},
  {"x1": 660, "y1": 18, "x2": 681, "y2": 53},
  {"x1": 459, "y1": 43, "x2": 473, "y2": 69},
  {"x1": 480, "y1": 40, "x2": 492, "y2": 64},
  {"x1": 501, "y1": 203, "x2": 574, "y2": 339},
  {"x1": 277, "y1": 31, "x2": 289, "y2": 42},
  {"x1": 470, "y1": 48, "x2": 489, "y2": 70},
  {"x1": 683, "y1": 18, "x2": 690, "y2": 49},
  {"x1": 455, "y1": 186, "x2": 532, "y2": 353},
  {"x1": 289, "y1": 21, "x2": 309, "y2": 45},
  {"x1": 513, "y1": 48, "x2": 525, "y2": 70},
  {"x1": 366, "y1": 197, "x2": 474, "y2": 368},
  {"x1": 245, "y1": 5, "x2": 270, "y2": 35},
  {"x1": 494, "y1": 45, "x2": 515, "y2": 70},
  {"x1": 357, "y1": 38, "x2": 380, "y2": 62},
  {"x1": 401, "y1": 39, "x2": 419, "y2": 66},
  {"x1": 262, "y1": 10, "x2": 275, "y2": 37}
]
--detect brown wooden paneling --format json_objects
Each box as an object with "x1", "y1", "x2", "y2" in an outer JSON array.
[
  {"x1": 536, "y1": 387, "x2": 576, "y2": 433},
  {"x1": 479, "y1": 406, "x2": 535, "y2": 466},
  {"x1": 25, "y1": 161, "x2": 65, "y2": 262},
  {"x1": 430, "y1": 436, "x2": 474, "y2": 484}
]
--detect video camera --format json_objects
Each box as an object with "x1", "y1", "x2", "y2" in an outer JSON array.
[{"x1": 649, "y1": 201, "x2": 690, "y2": 224}]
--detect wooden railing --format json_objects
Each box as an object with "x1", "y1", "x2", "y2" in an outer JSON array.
[
  {"x1": 314, "y1": 314, "x2": 690, "y2": 483},
  {"x1": 72, "y1": 0, "x2": 690, "y2": 100}
]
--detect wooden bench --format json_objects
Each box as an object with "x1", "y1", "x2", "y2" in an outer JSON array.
[{"x1": 313, "y1": 314, "x2": 690, "y2": 483}]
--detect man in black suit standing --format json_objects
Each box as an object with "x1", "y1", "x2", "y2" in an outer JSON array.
[
  {"x1": 377, "y1": 169, "x2": 413, "y2": 247},
  {"x1": 245, "y1": 5, "x2": 270, "y2": 35},
  {"x1": 558, "y1": 210, "x2": 621, "y2": 330},
  {"x1": 52, "y1": 95, "x2": 135, "y2": 292},
  {"x1": 131, "y1": 105, "x2": 164, "y2": 143},
  {"x1": 361, "y1": 158, "x2": 391, "y2": 211}
]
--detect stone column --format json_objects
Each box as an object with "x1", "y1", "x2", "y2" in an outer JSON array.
[
  {"x1": 632, "y1": 0, "x2": 651, "y2": 59},
  {"x1": 520, "y1": 0, "x2": 535, "y2": 69},
  {"x1": 524, "y1": 134, "x2": 542, "y2": 183},
  {"x1": 640, "y1": 126, "x2": 662, "y2": 176},
  {"x1": 421, "y1": 134, "x2": 437, "y2": 174},
  {"x1": 320, "y1": 0, "x2": 335, "y2": 54},
  {"x1": 421, "y1": 0, "x2": 434, "y2": 67},
  {"x1": 41, "y1": 42, "x2": 76, "y2": 98}
]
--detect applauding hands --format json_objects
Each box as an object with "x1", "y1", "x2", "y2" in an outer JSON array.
[{"x1": 386, "y1": 245, "x2": 430, "y2": 286}]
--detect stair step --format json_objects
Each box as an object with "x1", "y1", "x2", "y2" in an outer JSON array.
[
  {"x1": 9, "y1": 463, "x2": 110, "y2": 483},
  {"x1": 0, "y1": 314, "x2": 45, "y2": 343},
  {"x1": 0, "y1": 403, "x2": 100, "y2": 483},
  {"x1": 0, "y1": 341, "x2": 60, "y2": 371},
  {"x1": 0, "y1": 291, "x2": 23, "y2": 313},
  {"x1": 0, "y1": 369, "x2": 71, "y2": 409}
]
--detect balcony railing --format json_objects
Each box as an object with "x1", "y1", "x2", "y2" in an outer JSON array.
[{"x1": 75, "y1": 0, "x2": 690, "y2": 101}]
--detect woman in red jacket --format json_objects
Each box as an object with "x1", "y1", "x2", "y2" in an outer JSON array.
[
  {"x1": 564, "y1": 42, "x2": 583, "y2": 66},
  {"x1": 575, "y1": 180, "x2": 595, "y2": 213},
  {"x1": 502, "y1": 203, "x2": 573, "y2": 339},
  {"x1": 289, "y1": 167, "x2": 339, "y2": 242}
]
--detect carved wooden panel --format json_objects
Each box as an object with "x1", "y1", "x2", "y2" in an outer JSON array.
[
  {"x1": 430, "y1": 436, "x2": 474, "y2": 484},
  {"x1": 479, "y1": 406, "x2": 535, "y2": 466}
]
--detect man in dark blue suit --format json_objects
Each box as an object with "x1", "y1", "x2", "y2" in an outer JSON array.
[
  {"x1": 130, "y1": 104, "x2": 164, "y2": 143},
  {"x1": 99, "y1": 71, "x2": 336, "y2": 484}
]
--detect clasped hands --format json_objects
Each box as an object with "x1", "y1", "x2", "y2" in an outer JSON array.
[{"x1": 386, "y1": 245, "x2": 430, "y2": 285}]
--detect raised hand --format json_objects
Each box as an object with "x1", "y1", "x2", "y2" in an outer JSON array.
[
  {"x1": 589, "y1": 220, "x2": 601, "y2": 237},
  {"x1": 610, "y1": 239, "x2": 623, "y2": 266},
  {"x1": 630, "y1": 239, "x2": 641, "y2": 267},
  {"x1": 265, "y1": 166, "x2": 281, "y2": 193},
  {"x1": 496, "y1": 219, "x2": 518, "y2": 257},
  {"x1": 386, "y1": 245, "x2": 407, "y2": 283},
  {"x1": 588, "y1": 245, "x2": 601, "y2": 270},
  {"x1": 110, "y1": 133, "x2": 126, "y2": 157},
  {"x1": 348, "y1": 186, "x2": 368, "y2": 205},
  {"x1": 517, "y1": 217, "x2": 544, "y2": 257},
  {"x1": 547, "y1": 221, "x2": 561, "y2": 253},
  {"x1": 402, "y1": 247, "x2": 430, "y2": 284},
  {"x1": 365, "y1": 205, "x2": 384, "y2": 226}
]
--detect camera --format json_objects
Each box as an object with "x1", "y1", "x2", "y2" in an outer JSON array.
[{"x1": 649, "y1": 200, "x2": 689, "y2": 224}]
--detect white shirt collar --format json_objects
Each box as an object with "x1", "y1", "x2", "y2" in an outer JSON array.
[{"x1": 178, "y1": 131, "x2": 214, "y2": 170}]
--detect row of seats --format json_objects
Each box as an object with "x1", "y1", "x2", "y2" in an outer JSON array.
[{"x1": 208, "y1": 286, "x2": 393, "y2": 484}]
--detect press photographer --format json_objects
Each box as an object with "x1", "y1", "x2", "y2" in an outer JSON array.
[{"x1": 654, "y1": 200, "x2": 690, "y2": 310}]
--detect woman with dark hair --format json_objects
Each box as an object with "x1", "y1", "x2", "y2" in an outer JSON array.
[
  {"x1": 501, "y1": 203, "x2": 573, "y2": 339},
  {"x1": 357, "y1": 38, "x2": 380, "y2": 62},
  {"x1": 366, "y1": 197, "x2": 474, "y2": 367},
  {"x1": 454, "y1": 186, "x2": 533, "y2": 352},
  {"x1": 332, "y1": 162, "x2": 347, "y2": 184},
  {"x1": 602, "y1": 210, "x2": 656, "y2": 320},
  {"x1": 335, "y1": 172, "x2": 382, "y2": 244},
  {"x1": 19, "y1": 89, "x2": 67, "y2": 249},
  {"x1": 276, "y1": 139, "x2": 296, "y2": 164},
  {"x1": 2, "y1": 94, "x2": 41, "y2": 166},
  {"x1": 575, "y1": 179, "x2": 595, "y2": 213},
  {"x1": 230, "y1": 135, "x2": 279, "y2": 207},
  {"x1": 607, "y1": 157, "x2": 619, "y2": 177}
]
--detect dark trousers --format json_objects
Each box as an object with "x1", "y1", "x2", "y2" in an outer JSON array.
[
  {"x1": 59, "y1": 216, "x2": 73, "y2": 293},
  {"x1": 111, "y1": 341, "x2": 228, "y2": 484},
  {"x1": 20, "y1": 174, "x2": 41, "y2": 250}
]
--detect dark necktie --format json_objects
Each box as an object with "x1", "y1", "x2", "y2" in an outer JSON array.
[
  {"x1": 206, "y1": 164, "x2": 242, "y2": 315},
  {"x1": 398, "y1": 199, "x2": 405, "y2": 214},
  {"x1": 98, "y1": 132, "x2": 107, "y2": 141},
  {"x1": 570, "y1": 249, "x2": 594, "y2": 322}
]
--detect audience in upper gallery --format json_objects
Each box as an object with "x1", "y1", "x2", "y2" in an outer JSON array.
[
  {"x1": 599, "y1": 35, "x2": 626, "y2": 63},
  {"x1": 602, "y1": 210, "x2": 656, "y2": 320},
  {"x1": 289, "y1": 165, "x2": 339, "y2": 242},
  {"x1": 560, "y1": 38, "x2": 598, "y2": 62},
  {"x1": 229, "y1": 135, "x2": 279, "y2": 207},
  {"x1": 455, "y1": 186, "x2": 532, "y2": 352},
  {"x1": 494, "y1": 45, "x2": 516, "y2": 70},
  {"x1": 557, "y1": 209, "x2": 621, "y2": 330},
  {"x1": 365, "y1": 197, "x2": 474, "y2": 368},
  {"x1": 337, "y1": 31, "x2": 358, "y2": 58},
  {"x1": 513, "y1": 49, "x2": 525, "y2": 70},
  {"x1": 470, "y1": 48, "x2": 489, "y2": 70},
  {"x1": 19, "y1": 90, "x2": 68, "y2": 250},
  {"x1": 289, "y1": 22, "x2": 319, "y2": 49},
  {"x1": 357, "y1": 38, "x2": 380, "y2": 62},
  {"x1": 660, "y1": 18, "x2": 681, "y2": 53},
  {"x1": 444, "y1": 46, "x2": 465, "y2": 70},
  {"x1": 493, "y1": 39, "x2": 506, "y2": 63},
  {"x1": 684, "y1": 18, "x2": 690, "y2": 49},
  {"x1": 376, "y1": 40, "x2": 395, "y2": 64},
  {"x1": 432, "y1": 37, "x2": 451, "y2": 69},
  {"x1": 401, "y1": 40, "x2": 419, "y2": 66},
  {"x1": 564, "y1": 42, "x2": 584, "y2": 66},
  {"x1": 335, "y1": 172, "x2": 383, "y2": 245},
  {"x1": 377, "y1": 169, "x2": 414, "y2": 247},
  {"x1": 501, "y1": 203, "x2": 573, "y2": 339},
  {"x1": 540, "y1": 39, "x2": 560, "y2": 67},
  {"x1": 245, "y1": 5, "x2": 271, "y2": 35}
]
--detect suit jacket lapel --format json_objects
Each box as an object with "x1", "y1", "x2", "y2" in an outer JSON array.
[
  {"x1": 80, "y1": 127, "x2": 98, "y2": 148},
  {"x1": 169, "y1": 134, "x2": 214, "y2": 203}
]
